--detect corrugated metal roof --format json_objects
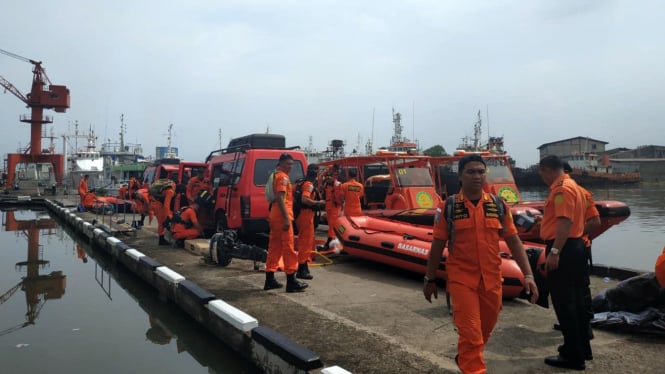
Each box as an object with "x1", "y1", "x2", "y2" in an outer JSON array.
[{"x1": 537, "y1": 136, "x2": 609, "y2": 150}]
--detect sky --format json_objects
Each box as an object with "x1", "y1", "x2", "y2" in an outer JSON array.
[{"x1": 1, "y1": 0, "x2": 664, "y2": 167}]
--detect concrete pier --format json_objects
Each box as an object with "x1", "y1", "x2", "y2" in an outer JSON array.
[{"x1": 19, "y1": 196, "x2": 663, "y2": 373}]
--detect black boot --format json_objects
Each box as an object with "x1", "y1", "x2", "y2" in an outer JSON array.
[
  {"x1": 140, "y1": 215, "x2": 146, "y2": 227},
  {"x1": 296, "y1": 263, "x2": 313, "y2": 280},
  {"x1": 317, "y1": 237, "x2": 333, "y2": 251},
  {"x1": 158, "y1": 235, "x2": 169, "y2": 246},
  {"x1": 286, "y1": 273, "x2": 308, "y2": 293},
  {"x1": 264, "y1": 272, "x2": 283, "y2": 290}
]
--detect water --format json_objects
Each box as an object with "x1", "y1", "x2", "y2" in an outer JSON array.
[
  {"x1": 521, "y1": 183, "x2": 665, "y2": 272},
  {"x1": 0, "y1": 209, "x2": 255, "y2": 374}
]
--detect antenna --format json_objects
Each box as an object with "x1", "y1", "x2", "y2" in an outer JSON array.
[
  {"x1": 218, "y1": 128, "x2": 222, "y2": 149},
  {"x1": 370, "y1": 107, "x2": 375, "y2": 154},
  {"x1": 412, "y1": 101, "x2": 415, "y2": 141}
]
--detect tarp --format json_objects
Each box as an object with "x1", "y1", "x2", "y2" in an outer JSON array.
[{"x1": 591, "y1": 272, "x2": 665, "y2": 334}]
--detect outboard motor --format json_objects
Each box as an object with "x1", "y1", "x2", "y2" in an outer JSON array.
[{"x1": 209, "y1": 231, "x2": 268, "y2": 267}]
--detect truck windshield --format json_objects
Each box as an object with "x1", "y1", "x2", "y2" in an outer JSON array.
[
  {"x1": 395, "y1": 167, "x2": 433, "y2": 187},
  {"x1": 254, "y1": 159, "x2": 305, "y2": 186}
]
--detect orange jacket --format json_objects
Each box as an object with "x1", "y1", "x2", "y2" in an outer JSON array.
[
  {"x1": 340, "y1": 178, "x2": 364, "y2": 216},
  {"x1": 155, "y1": 188, "x2": 175, "y2": 218},
  {"x1": 118, "y1": 185, "x2": 127, "y2": 200},
  {"x1": 78, "y1": 178, "x2": 88, "y2": 196},
  {"x1": 323, "y1": 178, "x2": 342, "y2": 207},
  {"x1": 539, "y1": 174, "x2": 586, "y2": 241},
  {"x1": 432, "y1": 192, "x2": 518, "y2": 290},
  {"x1": 656, "y1": 246, "x2": 665, "y2": 288},
  {"x1": 186, "y1": 175, "x2": 209, "y2": 202},
  {"x1": 171, "y1": 207, "x2": 200, "y2": 234},
  {"x1": 269, "y1": 169, "x2": 293, "y2": 222}
]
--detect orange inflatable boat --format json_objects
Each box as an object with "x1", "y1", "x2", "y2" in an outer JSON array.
[{"x1": 333, "y1": 214, "x2": 546, "y2": 299}]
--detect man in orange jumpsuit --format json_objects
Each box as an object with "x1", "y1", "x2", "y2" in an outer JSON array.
[
  {"x1": 264, "y1": 153, "x2": 308, "y2": 292},
  {"x1": 170, "y1": 202, "x2": 202, "y2": 246},
  {"x1": 656, "y1": 246, "x2": 665, "y2": 288},
  {"x1": 539, "y1": 155, "x2": 590, "y2": 370},
  {"x1": 322, "y1": 166, "x2": 342, "y2": 248},
  {"x1": 151, "y1": 182, "x2": 175, "y2": 246},
  {"x1": 339, "y1": 168, "x2": 364, "y2": 217},
  {"x1": 424, "y1": 154, "x2": 538, "y2": 374},
  {"x1": 78, "y1": 174, "x2": 89, "y2": 206},
  {"x1": 131, "y1": 188, "x2": 153, "y2": 227},
  {"x1": 186, "y1": 168, "x2": 209, "y2": 205},
  {"x1": 117, "y1": 183, "x2": 128, "y2": 200},
  {"x1": 295, "y1": 163, "x2": 326, "y2": 280}
]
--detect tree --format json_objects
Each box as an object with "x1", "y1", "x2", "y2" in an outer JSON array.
[{"x1": 423, "y1": 145, "x2": 447, "y2": 157}]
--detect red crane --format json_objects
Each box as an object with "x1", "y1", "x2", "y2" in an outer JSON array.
[{"x1": 0, "y1": 48, "x2": 70, "y2": 187}]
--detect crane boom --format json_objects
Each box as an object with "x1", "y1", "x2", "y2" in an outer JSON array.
[
  {"x1": 0, "y1": 74, "x2": 29, "y2": 104},
  {"x1": 0, "y1": 281, "x2": 23, "y2": 305}
]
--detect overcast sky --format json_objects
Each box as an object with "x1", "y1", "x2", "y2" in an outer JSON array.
[{"x1": 1, "y1": 0, "x2": 663, "y2": 167}]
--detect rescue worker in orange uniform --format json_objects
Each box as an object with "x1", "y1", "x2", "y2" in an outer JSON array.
[
  {"x1": 128, "y1": 176, "x2": 138, "y2": 193},
  {"x1": 78, "y1": 174, "x2": 89, "y2": 206},
  {"x1": 117, "y1": 184, "x2": 128, "y2": 200},
  {"x1": 295, "y1": 163, "x2": 326, "y2": 280},
  {"x1": 131, "y1": 188, "x2": 153, "y2": 227},
  {"x1": 321, "y1": 166, "x2": 342, "y2": 248},
  {"x1": 186, "y1": 168, "x2": 209, "y2": 205},
  {"x1": 151, "y1": 181, "x2": 175, "y2": 246},
  {"x1": 339, "y1": 168, "x2": 364, "y2": 217},
  {"x1": 552, "y1": 162, "x2": 601, "y2": 334},
  {"x1": 656, "y1": 246, "x2": 665, "y2": 288},
  {"x1": 538, "y1": 155, "x2": 591, "y2": 371},
  {"x1": 424, "y1": 154, "x2": 538, "y2": 374},
  {"x1": 169, "y1": 201, "x2": 202, "y2": 246},
  {"x1": 264, "y1": 153, "x2": 308, "y2": 293}
]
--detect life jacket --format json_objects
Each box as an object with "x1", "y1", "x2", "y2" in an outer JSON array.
[
  {"x1": 444, "y1": 193, "x2": 505, "y2": 247},
  {"x1": 293, "y1": 178, "x2": 320, "y2": 218}
]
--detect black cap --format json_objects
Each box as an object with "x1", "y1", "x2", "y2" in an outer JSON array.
[
  {"x1": 279, "y1": 153, "x2": 293, "y2": 161},
  {"x1": 458, "y1": 154, "x2": 486, "y2": 174},
  {"x1": 307, "y1": 163, "x2": 318, "y2": 172},
  {"x1": 563, "y1": 162, "x2": 573, "y2": 173}
]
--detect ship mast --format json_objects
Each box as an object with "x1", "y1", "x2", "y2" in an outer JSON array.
[
  {"x1": 473, "y1": 110, "x2": 482, "y2": 152},
  {"x1": 119, "y1": 114, "x2": 126, "y2": 152},
  {"x1": 391, "y1": 107, "x2": 404, "y2": 145}
]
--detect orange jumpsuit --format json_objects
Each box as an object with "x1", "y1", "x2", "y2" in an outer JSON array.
[
  {"x1": 266, "y1": 169, "x2": 298, "y2": 274},
  {"x1": 134, "y1": 190, "x2": 154, "y2": 223},
  {"x1": 78, "y1": 177, "x2": 89, "y2": 204},
  {"x1": 432, "y1": 192, "x2": 518, "y2": 374},
  {"x1": 118, "y1": 185, "x2": 127, "y2": 200},
  {"x1": 324, "y1": 178, "x2": 341, "y2": 238},
  {"x1": 296, "y1": 180, "x2": 317, "y2": 264},
  {"x1": 656, "y1": 247, "x2": 665, "y2": 288},
  {"x1": 340, "y1": 178, "x2": 364, "y2": 216},
  {"x1": 152, "y1": 187, "x2": 175, "y2": 236},
  {"x1": 186, "y1": 175, "x2": 208, "y2": 203},
  {"x1": 171, "y1": 207, "x2": 201, "y2": 240}
]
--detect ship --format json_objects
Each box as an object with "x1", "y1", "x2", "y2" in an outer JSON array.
[
  {"x1": 100, "y1": 114, "x2": 149, "y2": 183},
  {"x1": 565, "y1": 152, "x2": 640, "y2": 186},
  {"x1": 376, "y1": 108, "x2": 419, "y2": 155},
  {"x1": 63, "y1": 123, "x2": 104, "y2": 191}
]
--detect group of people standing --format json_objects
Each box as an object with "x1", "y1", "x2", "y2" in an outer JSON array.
[
  {"x1": 264, "y1": 153, "x2": 365, "y2": 293},
  {"x1": 424, "y1": 154, "x2": 598, "y2": 373}
]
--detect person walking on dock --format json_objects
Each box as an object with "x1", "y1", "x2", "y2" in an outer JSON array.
[
  {"x1": 339, "y1": 168, "x2": 364, "y2": 217},
  {"x1": 78, "y1": 174, "x2": 89, "y2": 206},
  {"x1": 423, "y1": 154, "x2": 538, "y2": 374},
  {"x1": 265, "y1": 153, "x2": 308, "y2": 293},
  {"x1": 539, "y1": 155, "x2": 592, "y2": 371}
]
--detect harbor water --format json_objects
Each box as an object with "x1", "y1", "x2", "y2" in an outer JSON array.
[
  {"x1": 0, "y1": 209, "x2": 255, "y2": 373},
  {"x1": 521, "y1": 182, "x2": 665, "y2": 272}
]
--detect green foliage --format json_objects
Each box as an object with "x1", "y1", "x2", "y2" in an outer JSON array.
[{"x1": 423, "y1": 145, "x2": 448, "y2": 157}]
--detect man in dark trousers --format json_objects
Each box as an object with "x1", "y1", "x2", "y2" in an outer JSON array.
[{"x1": 539, "y1": 155, "x2": 591, "y2": 370}]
